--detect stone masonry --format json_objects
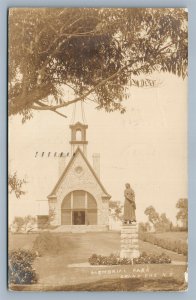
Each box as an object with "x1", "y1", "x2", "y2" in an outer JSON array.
[
  {"x1": 120, "y1": 223, "x2": 140, "y2": 259},
  {"x1": 48, "y1": 148, "x2": 110, "y2": 226}
]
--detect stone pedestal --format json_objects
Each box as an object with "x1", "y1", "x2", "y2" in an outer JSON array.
[{"x1": 120, "y1": 223, "x2": 140, "y2": 259}]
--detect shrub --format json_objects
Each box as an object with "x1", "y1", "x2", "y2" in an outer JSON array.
[
  {"x1": 134, "y1": 252, "x2": 171, "y2": 264},
  {"x1": 11, "y1": 215, "x2": 36, "y2": 233},
  {"x1": 88, "y1": 252, "x2": 171, "y2": 265},
  {"x1": 171, "y1": 226, "x2": 188, "y2": 232},
  {"x1": 139, "y1": 232, "x2": 188, "y2": 256},
  {"x1": 8, "y1": 249, "x2": 38, "y2": 284},
  {"x1": 32, "y1": 231, "x2": 61, "y2": 256}
]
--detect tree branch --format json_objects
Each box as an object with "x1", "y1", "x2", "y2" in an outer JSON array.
[
  {"x1": 33, "y1": 101, "x2": 67, "y2": 118},
  {"x1": 39, "y1": 30, "x2": 97, "y2": 55},
  {"x1": 157, "y1": 36, "x2": 187, "y2": 54},
  {"x1": 31, "y1": 63, "x2": 131, "y2": 111}
]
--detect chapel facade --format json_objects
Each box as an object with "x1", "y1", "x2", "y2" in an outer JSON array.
[{"x1": 47, "y1": 122, "x2": 111, "y2": 231}]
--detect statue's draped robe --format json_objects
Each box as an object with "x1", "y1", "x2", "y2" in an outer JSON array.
[{"x1": 124, "y1": 187, "x2": 136, "y2": 222}]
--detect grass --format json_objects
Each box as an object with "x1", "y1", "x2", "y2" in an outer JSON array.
[
  {"x1": 9, "y1": 231, "x2": 187, "y2": 263},
  {"x1": 152, "y1": 231, "x2": 188, "y2": 242},
  {"x1": 8, "y1": 231, "x2": 188, "y2": 290},
  {"x1": 9, "y1": 232, "x2": 39, "y2": 250}
]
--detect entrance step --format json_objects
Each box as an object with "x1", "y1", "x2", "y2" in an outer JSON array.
[{"x1": 52, "y1": 225, "x2": 109, "y2": 233}]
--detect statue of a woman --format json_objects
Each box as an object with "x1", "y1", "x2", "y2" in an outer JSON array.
[{"x1": 123, "y1": 183, "x2": 136, "y2": 224}]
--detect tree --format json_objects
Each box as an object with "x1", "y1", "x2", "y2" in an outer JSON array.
[
  {"x1": 144, "y1": 206, "x2": 160, "y2": 227},
  {"x1": 144, "y1": 206, "x2": 173, "y2": 232},
  {"x1": 144, "y1": 205, "x2": 174, "y2": 232},
  {"x1": 11, "y1": 215, "x2": 36, "y2": 233},
  {"x1": 8, "y1": 172, "x2": 26, "y2": 199},
  {"x1": 138, "y1": 222, "x2": 151, "y2": 232},
  {"x1": 176, "y1": 198, "x2": 188, "y2": 229},
  {"x1": 9, "y1": 8, "x2": 188, "y2": 122},
  {"x1": 109, "y1": 201, "x2": 123, "y2": 221},
  {"x1": 156, "y1": 213, "x2": 172, "y2": 232},
  {"x1": 23, "y1": 215, "x2": 37, "y2": 232},
  {"x1": 11, "y1": 217, "x2": 24, "y2": 233}
]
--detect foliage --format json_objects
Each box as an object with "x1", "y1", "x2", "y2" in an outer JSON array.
[
  {"x1": 109, "y1": 201, "x2": 123, "y2": 221},
  {"x1": 138, "y1": 222, "x2": 151, "y2": 232},
  {"x1": 144, "y1": 206, "x2": 159, "y2": 226},
  {"x1": 11, "y1": 215, "x2": 36, "y2": 233},
  {"x1": 155, "y1": 213, "x2": 173, "y2": 232},
  {"x1": 9, "y1": 8, "x2": 188, "y2": 121},
  {"x1": 8, "y1": 249, "x2": 38, "y2": 284},
  {"x1": 144, "y1": 206, "x2": 173, "y2": 232},
  {"x1": 37, "y1": 215, "x2": 49, "y2": 229},
  {"x1": 170, "y1": 225, "x2": 188, "y2": 232},
  {"x1": 133, "y1": 252, "x2": 171, "y2": 264},
  {"x1": 8, "y1": 172, "x2": 26, "y2": 198},
  {"x1": 88, "y1": 251, "x2": 171, "y2": 265},
  {"x1": 11, "y1": 217, "x2": 24, "y2": 233},
  {"x1": 176, "y1": 198, "x2": 188, "y2": 229},
  {"x1": 48, "y1": 207, "x2": 56, "y2": 223},
  {"x1": 32, "y1": 231, "x2": 61, "y2": 256},
  {"x1": 144, "y1": 206, "x2": 160, "y2": 226},
  {"x1": 139, "y1": 232, "x2": 187, "y2": 256},
  {"x1": 37, "y1": 209, "x2": 57, "y2": 229}
]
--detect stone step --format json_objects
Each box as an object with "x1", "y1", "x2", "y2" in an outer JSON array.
[{"x1": 52, "y1": 225, "x2": 109, "y2": 233}]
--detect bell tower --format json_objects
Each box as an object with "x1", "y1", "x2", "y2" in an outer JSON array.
[{"x1": 70, "y1": 122, "x2": 88, "y2": 156}]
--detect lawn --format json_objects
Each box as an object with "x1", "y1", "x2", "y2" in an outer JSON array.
[
  {"x1": 9, "y1": 233, "x2": 39, "y2": 250},
  {"x1": 152, "y1": 231, "x2": 188, "y2": 242},
  {"x1": 9, "y1": 231, "x2": 187, "y2": 263},
  {"x1": 9, "y1": 231, "x2": 188, "y2": 291}
]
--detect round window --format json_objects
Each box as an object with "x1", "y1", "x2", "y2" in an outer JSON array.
[{"x1": 75, "y1": 166, "x2": 83, "y2": 174}]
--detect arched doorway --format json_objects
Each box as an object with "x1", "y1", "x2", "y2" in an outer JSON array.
[{"x1": 61, "y1": 190, "x2": 97, "y2": 225}]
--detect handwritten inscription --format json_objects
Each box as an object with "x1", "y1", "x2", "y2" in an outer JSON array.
[
  {"x1": 34, "y1": 152, "x2": 69, "y2": 158},
  {"x1": 90, "y1": 267, "x2": 174, "y2": 279}
]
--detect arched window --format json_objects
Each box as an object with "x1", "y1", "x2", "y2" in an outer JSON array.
[
  {"x1": 61, "y1": 191, "x2": 97, "y2": 225},
  {"x1": 75, "y1": 129, "x2": 82, "y2": 141},
  {"x1": 61, "y1": 193, "x2": 71, "y2": 225},
  {"x1": 87, "y1": 193, "x2": 97, "y2": 225}
]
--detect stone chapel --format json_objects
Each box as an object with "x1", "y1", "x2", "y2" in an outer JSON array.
[{"x1": 47, "y1": 121, "x2": 111, "y2": 231}]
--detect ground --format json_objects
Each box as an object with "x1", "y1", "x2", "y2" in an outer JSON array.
[{"x1": 8, "y1": 231, "x2": 188, "y2": 291}]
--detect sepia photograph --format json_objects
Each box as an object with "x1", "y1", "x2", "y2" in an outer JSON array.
[{"x1": 8, "y1": 8, "x2": 188, "y2": 291}]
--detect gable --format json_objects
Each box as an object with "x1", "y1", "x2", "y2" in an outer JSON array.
[{"x1": 48, "y1": 147, "x2": 110, "y2": 198}]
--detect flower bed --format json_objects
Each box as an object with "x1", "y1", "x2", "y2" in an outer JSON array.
[
  {"x1": 139, "y1": 232, "x2": 187, "y2": 256},
  {"x1": 89, "y1": 252, "x2": 171, "y2": 265},
  {"x1": 8, "y1": 249, "x2": 38, "y2": 284}
]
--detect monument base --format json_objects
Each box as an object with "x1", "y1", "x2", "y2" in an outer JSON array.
[{"x1": 120, "y1": 223, "x2": 140, "y2": 259}]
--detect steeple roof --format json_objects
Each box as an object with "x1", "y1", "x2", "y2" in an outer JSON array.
[
  {"x1": 69, "y1": 122, "x2": 88, "y2": 129},
  {"x1": 48, "y1": 147, "x2": 111, "y2": 199}
]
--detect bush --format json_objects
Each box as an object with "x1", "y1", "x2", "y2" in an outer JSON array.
[
  {"x1": 8, "y1": 249, "x2": 38, "y2": 284},
  {"x1": 11, "y1": 216, "x2": 37, "y2": 233},
  {"x1": 88, "y1": 252, "x2": 171, "y2": 265},
  {"x1": 32, "y1": 231, "x2": 61, "y2": 256},
  {"x1": 139, "y1": 232, "x2": 188, "y2": 256},
  {"x1": 171, "y1": 226, "x2": 188, "y2": 232}
]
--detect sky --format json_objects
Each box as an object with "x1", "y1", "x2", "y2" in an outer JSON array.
[{"x1": 9, "y1": 72, "x2": 187, "y2": 224}]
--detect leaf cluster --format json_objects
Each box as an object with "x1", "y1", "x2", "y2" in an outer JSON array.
[{"x1": 9, "y1": 8, "x2": 188, "y2": 120}]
